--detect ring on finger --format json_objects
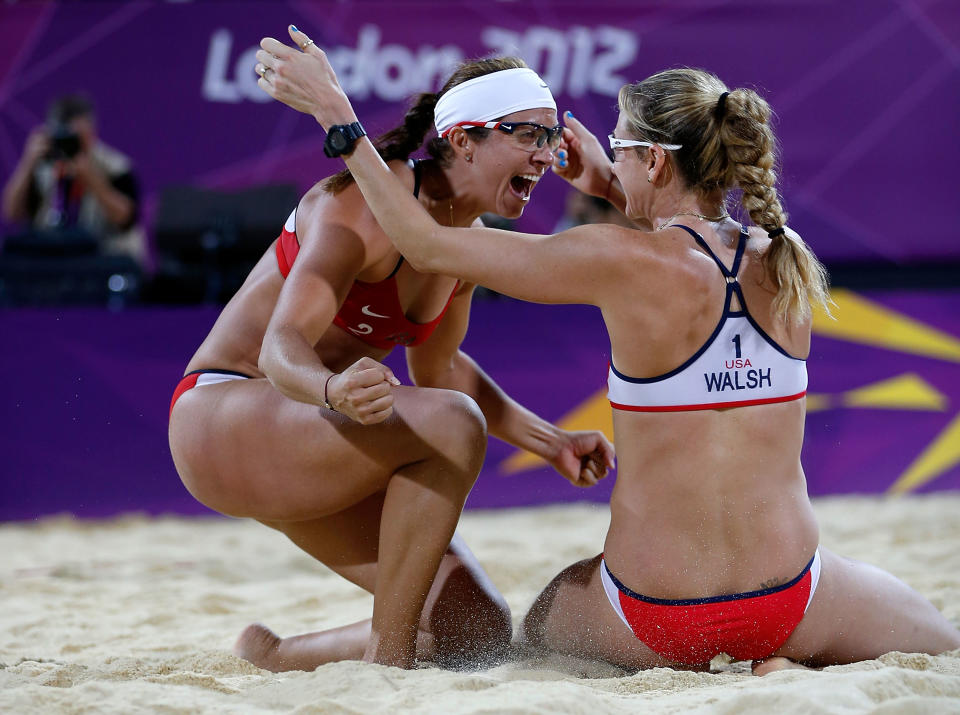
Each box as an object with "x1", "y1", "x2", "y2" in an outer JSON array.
[{"x1": 301, "y1": 39, "x2": 315, "y2": 50}]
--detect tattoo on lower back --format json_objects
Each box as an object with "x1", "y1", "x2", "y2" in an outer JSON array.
[{"x1": 758, "y1": 577, "x2": 788, "y2": 589}]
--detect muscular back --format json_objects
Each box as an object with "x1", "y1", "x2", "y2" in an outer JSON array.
[{"x1": 601, "y1": 223, "x2": 818, "y2": 598}]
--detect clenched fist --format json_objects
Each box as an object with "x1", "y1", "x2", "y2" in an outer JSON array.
[{"x1": 325, "y1": 357, "x2": 401, "y2": 425}]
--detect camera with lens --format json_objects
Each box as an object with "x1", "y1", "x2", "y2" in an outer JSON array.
[{"x1": 47, "y1": 125, "x2": 82, "y2": 160}]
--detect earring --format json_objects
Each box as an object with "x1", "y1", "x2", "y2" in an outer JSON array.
[
  {"x1": 647, "y1": 173, "x2": 653, "y2": 183},
  {"x1": 465, "y1": 154, "x2": 473, "y2": 163}
]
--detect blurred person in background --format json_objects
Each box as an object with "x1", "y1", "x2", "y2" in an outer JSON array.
[
  {"x1": 169, "y1": 53, "x2": 613, "y2": 671},
  {"x1": 260, "y1": 25, "x2": 960, "y2": 674},
  {"x1": 2, "y1": 93, "x2": 146, "y2": 270}
]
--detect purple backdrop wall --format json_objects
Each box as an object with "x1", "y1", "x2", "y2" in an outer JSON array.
[
  {"x1": 2, "y1": 1, "x2": 960, "y2": 520},
  {"x1": 3, "y1": 290, "x2": 960, "y2": 521},
  {"x1": 1, "y1": 0, "x2": 959, "y2": 264}
]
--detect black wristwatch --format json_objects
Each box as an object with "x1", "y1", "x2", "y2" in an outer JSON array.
[{"x1": 323, "y1": 122, "x2": 366, "y2": 158}]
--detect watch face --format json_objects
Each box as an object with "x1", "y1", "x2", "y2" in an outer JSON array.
[{"x1": 331, "y1": 132, "x2": 348, "y2": 151}]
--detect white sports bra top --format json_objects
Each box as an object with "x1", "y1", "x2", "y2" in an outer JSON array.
[{"x1": 607, "y1": 224, "x2": 807, "y2": 412}]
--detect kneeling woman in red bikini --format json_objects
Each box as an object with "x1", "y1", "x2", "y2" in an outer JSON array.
[
  {"x1": 169, "y1": 54, "x2": 613, "y2": 671},
  {"x1": 259, "y1": 25, "x2": 960, "y2": 672}
]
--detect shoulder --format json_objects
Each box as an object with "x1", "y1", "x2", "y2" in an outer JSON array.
[
  {"x1": 550, "y1": 223, "x2": 681, "y2": 278},
  {"x1": 294, "y1": 160, "x2": 419, "y2": 271},
  {"x1": 618, "y1": 225, "x2": 730, "y2": 303},
  {"x1": 603, "y1": 224, "x2": 704, "y2": 276},
  {"x1": 387, "y1": 158, "x2": 417, "y2": 189},
  {"x1": 303, "y1": 159, "x2": 416, "y2": 217}
]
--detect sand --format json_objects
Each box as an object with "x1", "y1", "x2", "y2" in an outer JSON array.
[{"x1": 2, "y1": 495, "x2": 960, "y2": 714}]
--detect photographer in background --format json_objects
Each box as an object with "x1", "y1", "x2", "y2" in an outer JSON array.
[{"x1": 1, "y1": 94, "x2": 146, "y2": 271}]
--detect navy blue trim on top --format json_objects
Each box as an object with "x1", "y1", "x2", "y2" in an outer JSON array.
[
  {"x1": 608, "y1": 222, "x2": 804, "y2": 381},
  {"x1": 731, "y1": 227, "x2": 748, "y2": 275},
  {"x1": 670, "y1": 224, "x2": 748, "y2": 279},
  {"x1": 610, "y1": 305, "x2": 728, "y2": 383},
  {"x1": 722, "y1": 281, "x2": 736, "y2": 315},
  {"x1": 610, "y1": 227, "x2": 734, "y2": 384},
  {"x1": 741, "y1": 306, "x2": 806, "y2": 361},
  {"x1": 674, "y1": 224, "x2": 804, "y2": 362},
  {"x1": 184, "y1": 368, "x2": 254, "y2": 379},
  {"x1": 604, "y1": 554, "x2": 816, "y2": 606}
]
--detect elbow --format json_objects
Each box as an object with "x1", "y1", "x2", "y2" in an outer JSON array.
[
  {"x1": 400, "y1": 240, "x2": 442, "y2": 274},
  {"x1": 404, "y1": 253, "x2": 438, "y2": 274},
  {"x1": 257, "y1": 336, "x2": 280, "y2": 378}
]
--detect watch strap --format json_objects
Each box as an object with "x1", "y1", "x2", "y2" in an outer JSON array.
[{"x1": 323, "y1": 121, "x2": 367, "y2": 158}]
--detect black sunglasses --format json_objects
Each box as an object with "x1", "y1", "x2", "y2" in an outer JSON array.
[{"x1": 453, "y1": 121, "x2": 563, "y2": 150}]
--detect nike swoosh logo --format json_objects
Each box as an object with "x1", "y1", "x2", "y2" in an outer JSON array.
[
  {"x1": 539, "y1": 83, "x2": 548, "y2": 88},
  {"x1": 361, "y1": 305, "x2": 390, "y2": 319}
]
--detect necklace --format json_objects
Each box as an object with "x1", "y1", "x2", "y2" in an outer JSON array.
[
  {"x1": 656, "y1": 211, "x2": 729, "y2": 231},
  {"x1": 449, "y1": 200, "x2": 454, "y2": 227}
]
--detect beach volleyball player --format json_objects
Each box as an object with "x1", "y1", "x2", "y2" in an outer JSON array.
[
  {"x1": 256, "y1": 25, "x2": 960, "y2": 672},
  {"x1": 168, "y1": 56, "x2": 614, "y2": 670}
]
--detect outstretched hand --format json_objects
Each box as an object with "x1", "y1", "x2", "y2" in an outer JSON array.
[
  {"x1": 255, "y1": 26, "x2": 356, "y2": 130},
  {"x1": 553, "y1": 112, "x2": 617, "y2": 200},
  {"x1": 547, "y1": 430, "x2": 616, "y2": 488}
]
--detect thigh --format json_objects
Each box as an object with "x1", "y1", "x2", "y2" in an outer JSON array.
[
  {"x1": 776, "y1": 547, "x2": 960, "y2": 666},
  {"x1": 519, "y1": 556, "x2": 676, "y2": 671},
  {"x1": 260, "y1": 490, "x2": 388, "y2": 590},
  {"x1": 169, "y1": 379, "x2": 483, "y2": 520}
]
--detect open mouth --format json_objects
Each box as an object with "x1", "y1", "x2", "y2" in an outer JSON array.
[{"x1": 509, "y1": 173, "x2": 540, "y2": 202}]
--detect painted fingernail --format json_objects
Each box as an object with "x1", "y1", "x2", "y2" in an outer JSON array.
[
  {"x1": 559, "y1": 160, "x2": 567, "y2": 168},
  {"x1": 565, "y1": 111, "x2": 574, "y2": 119},
  {"x1": 291, "y1": 25, "x2": 299, "y2": 32}
]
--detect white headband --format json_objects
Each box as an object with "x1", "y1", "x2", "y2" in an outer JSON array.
[{"x1": 434, "y1": 67, "x2": 557, "y2": 136}]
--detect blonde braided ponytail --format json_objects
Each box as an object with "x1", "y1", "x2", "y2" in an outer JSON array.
[{"x1": 619, "y1": 69, "x2": 830, "y2": 322}]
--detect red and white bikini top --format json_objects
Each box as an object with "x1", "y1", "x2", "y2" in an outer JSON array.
[
  {"x1": 275, "y1": 163, "x2": 457, "y2": 350},
  {"x1": 607, "y1": 224, "x2": 807, "y2": 412}
]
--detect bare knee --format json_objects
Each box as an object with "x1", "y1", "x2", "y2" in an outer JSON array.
[
  {"x1": 416, "y1": 390, "x2": 487, "y2": 479},
  {"x1": 425, "y1": 558, "x2": 513, "y2": 669}
]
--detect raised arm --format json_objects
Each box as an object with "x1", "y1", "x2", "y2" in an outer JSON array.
[
  {"x1": 2, "y1": 128, "x2": 47, "y2": 221},
  {"x1": 256, "y1": 27, "x2": 626, "y2": 307}
]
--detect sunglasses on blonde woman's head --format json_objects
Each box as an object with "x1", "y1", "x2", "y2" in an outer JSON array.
[
  {"x1": 608, "y1": 135, "x2": 682, "y2": 153},
  {"x1": 446, "y1": 121, "x2": 564, "y2": 150}
]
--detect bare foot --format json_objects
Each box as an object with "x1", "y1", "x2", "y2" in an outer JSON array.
[
  {"x1": 751, "y1": 656, "x2": 812, "y2": 676},
  {"x1": 233, "y1": 623, "x2": 284, "y2": 672}
]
